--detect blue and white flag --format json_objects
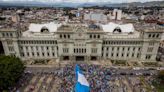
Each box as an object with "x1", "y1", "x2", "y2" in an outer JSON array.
[{"x1": 75, "y1": 64, "x2": 90, "y2": 92}]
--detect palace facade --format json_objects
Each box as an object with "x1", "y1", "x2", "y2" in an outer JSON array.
[{"x1": 0, "y1": 22, "x2": 163, "y2": 62}]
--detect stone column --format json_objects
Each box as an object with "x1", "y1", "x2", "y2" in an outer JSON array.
[
  {"x1": 108, "y1": 47, "x2": 112, "y2": 58},
  {"x1": 134, "y1": 47, "x2": 138, "y2": 58},
  {"x1": 29, "y1": 46, "x2": 32, "y2": 57},
  {"x1": 44, "y1": 46, "x2": 48, "y2": 57},
  {"x1": 85, "y1": 56, "x2": 88, "y2": 62},
  {"x1": 49, "y1": 46, "x2": 53, "y2": 58},
  {"x1": 113, "y1": 47, "x2": 117, "y2": 59},
  {"x1": 23, "y1": 46, "x2": 27, "y2": 57},
  {"x1": 140, "y1": 42, "x2": 148, "y2": 61},
  {"x1": 2, "y1": 40, "x2": 9, "y2": 55},
  {"x1": 39, "y1": 46, "x2": 42, "y2": 58},
  {"x1": 60, "y1": 56, "x2": 63, "y2": 61},
  {"x1": 103, "y1": 47, "x2": 106, "y2": 59},
  {"x1": 34, "y1": 46, "x2": 37, "y2": 57},
  {"x1": 55, "y1": 46, "x2": 58, "y2": 58},
  {"x1": 119, "y1": 47, "x2": 122, "y2": 59},
  {"x1": 97, "y1": 56, "x2": 101, "y2": 61},
  {"x1": 13, "y1": 40, "x2": 21, "y2": 58},
  {"x1": 129, "y1": 47, "x2": 133, "y2": 59},
  {"x1": 124, "y1": 47, "x2": 128, "y2": 59}
]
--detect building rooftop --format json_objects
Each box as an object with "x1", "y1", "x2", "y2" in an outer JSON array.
[
  {"x1": 57, "y1": 25, "x2": 74, "y2": 32},
  {"x1": 105, "y1": 31, "x2": 141, "y2": 39},
  {"x1": 20, "y1": 21, "x2": 163, "y2": 38},
  {"x1": 134, "y1": 23, "x2": 164, "y2": 32},
  {"x1": 0, "y1": 27, "x2": 16, "y2": 32}
]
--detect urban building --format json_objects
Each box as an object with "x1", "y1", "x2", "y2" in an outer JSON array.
[
  {"x1": 11, "y1": 14, "x2": 20, "y2": 23},
  {"x1": 109, "y1": 9, "x2": 122, "y2": 20},
  {"x1": 84, "y1": 12, "x2": 107, "y2": 23},
  {"x1": 0, "y1": 22, "x2": 163, "y2": 62}
]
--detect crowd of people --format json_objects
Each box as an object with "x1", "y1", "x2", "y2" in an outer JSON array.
[
  {"x1": 13, "y1": 64, "x2": 156, "y2": 92},
  {"x1": 57, "y1": 64, "x2": 113, "y2": 92}
]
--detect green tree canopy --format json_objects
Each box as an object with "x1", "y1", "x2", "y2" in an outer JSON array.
[
  {"x1": 158, "y1": 70, "x2": 164, "y2": 82},
  {"x1": 0, "y1": 55, "x2": 25, "y2": 91}
]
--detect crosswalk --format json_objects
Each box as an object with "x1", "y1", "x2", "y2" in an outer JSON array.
[
  {"x1": 22, "y1": 75, "x2": 60, "y2": 92},
  {"x1": 24, "y1": 76, "x2": 38, "y2": 92},
  {"x1": 19, "y1": 74, "x2": 155, "y2": 92},
  {"x1": 34, "y1": 76, "x2": 45, "y2": 92},
  {"x1": 122, "y1": 78, "x2": 132, "y2": 92}
]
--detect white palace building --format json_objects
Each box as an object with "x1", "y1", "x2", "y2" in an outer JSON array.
[{"x1": 0, "y1": 22, "x2": 163, "y2": 62}]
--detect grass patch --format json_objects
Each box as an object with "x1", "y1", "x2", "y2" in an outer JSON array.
[
  {"x1": 132, "y1": 62, "x2": 139, "y2": 66},
  {"x1": 111, "y1": 60, "x2": 115, "y2": 64},
  {"x1": 112, "y1": 60, "x2": 127, "y2": 66},
  {"x1": 33, "y1": 60, "x2": 48, "y2": 64},
  {"x1": 142, "y1": 62, "x2": 158, "y2": 67},
  {"x1": 115, "y1": 60, "x2": 126, "y2": 64}
]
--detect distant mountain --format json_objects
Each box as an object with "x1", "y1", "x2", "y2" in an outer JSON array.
[
  {"x1": 77, "y1": 2, "x2": 111, "y2": 7},
  {"x1": 0, "y1": 1, "x2": 81, "y2": 7},
  {"x1": 0, "y1": 1, "x2": 163, "y2": 7},
  {"x1": 104, "y1": 1, "x2": 164, "y2": 7},
  {"x1": 0, "y1": 1, "x2": 48, "y2": 7}
]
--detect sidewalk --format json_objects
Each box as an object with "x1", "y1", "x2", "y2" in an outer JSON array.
[{"x1": 25, "y1": 60, "x2": 164, "y2": 69}]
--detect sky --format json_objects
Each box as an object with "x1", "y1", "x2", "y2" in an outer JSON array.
[{"x1": 0, "y1": 0, "x2": 163, "y2": 3}]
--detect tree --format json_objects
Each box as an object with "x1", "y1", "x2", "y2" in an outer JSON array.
[
  {"x1": 0, "y1": 56, "x2": 25, "y2": 91},
  {"x1": 158, "y1": 70, "x2": 164, "y2": 83}
]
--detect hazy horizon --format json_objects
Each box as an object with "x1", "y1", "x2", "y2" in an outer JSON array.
[{"x1": 0, "y1": 0, "x2": 163, "y2": 4}]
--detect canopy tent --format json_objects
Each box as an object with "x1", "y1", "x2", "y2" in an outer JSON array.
[
  {"x1": 28, "y1": 22, "x2": 61, "y2": 33},
  {"x1": 101, "y1": 22, "x2": 135, "y2": 33}
]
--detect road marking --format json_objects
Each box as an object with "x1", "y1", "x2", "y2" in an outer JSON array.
[
  {"x1": 33, "y1": 76, "x2": 46, "y2": 92},
  {"x1": 24, "y1": 76, "x2": 37, "y2": 92}
]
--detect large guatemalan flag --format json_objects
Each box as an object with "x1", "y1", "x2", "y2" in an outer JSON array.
[{"x1": 75, "y1": 64, "x2": 90, "y2": 92}]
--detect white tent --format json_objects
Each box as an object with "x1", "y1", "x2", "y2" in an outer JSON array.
[
  {"x1": 101, "y1": 22, "x2": 135, "y2": 33},
  {"x1": 28, "y1": 22, "x2": 61, "y2": 33}
]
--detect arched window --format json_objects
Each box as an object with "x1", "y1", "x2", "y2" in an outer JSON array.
[
  {"x1": 64, "y1": 34, "x2": 66, "y2": 38},
  {"x1": 6, "y1": 33, "x2": 9, "y2": 37},
  {"x1": 148, "y1": 34, "x2": 151, "y2": 38},
  {"x1": 41, "y1": 26, "x2": 49, "y2": 33},
  {"x1": 97, "y1": 35, "x2": 100, "y2": 38},
  {"x1": 68, "y1": 35, "x2": 70, "y2": 38},
  {"x1": 113, "y1": 27, "x2": 122, "y2": 33},
  {"x1": 60, "y1": 34, "x2": 62, "y2": 38},
  {"x1": 90, "y1": 35, "x2": 92, "y2": 39},
  {"x1": 156, "y1": 34, "x2": 159, "y2": 38},
  {"x1": 94, "y1": 35, "x2": 96, "y2": 38},
  {"x1": 10, "y1": 33, "x2": 13, "y2": 37},
  {"x1": 152, "y1": 34, "x2": 155, "y2": 38},
  {"x1": 2, "y1": 33, "x2": 5, "y2": 37}
]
